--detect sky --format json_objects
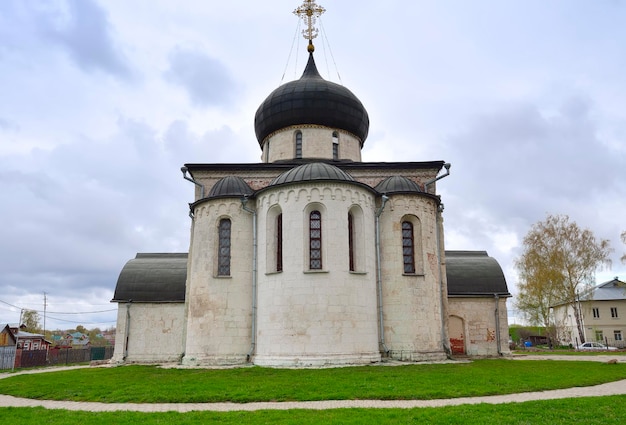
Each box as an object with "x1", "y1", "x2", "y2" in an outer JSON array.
[{"x1": 1, "y1": 0, "x2": 625, "y2": 330}]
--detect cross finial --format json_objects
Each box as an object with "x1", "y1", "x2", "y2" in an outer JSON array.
[{"x1": 294, "y1": 0, "x2": 326, "y2": 52}]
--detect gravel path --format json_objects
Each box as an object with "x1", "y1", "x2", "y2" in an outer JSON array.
[{"x1": 1, "y1": 356, "x2": 625, "y2": 412}]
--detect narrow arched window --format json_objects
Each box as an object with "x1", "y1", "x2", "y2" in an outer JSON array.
[
  {"x1": 348, "y1": 213, "x2": 355, "y2": 271},
  {"x1": 402, "y1": 221, "x2": 415, "y2": 274},
  {"x1": 276, "y1": 213, "x2": 283, "y2": 272},
  {"x1": 332, "y1": 131, "x2": 339, "y2": 160},
  {"x1": 309, "y1": 211, "x2": 322, "y2": 269},
  {"x1": 218, "y1": 218, "x2": 231, "y2": 276},
  {"x1": 295, "y1": 131, "x2": 303, "y2": 159}
]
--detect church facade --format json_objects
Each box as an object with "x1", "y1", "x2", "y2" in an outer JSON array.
[{"x1": 111, "y1": 4, "x2": 510, "y2": 367}]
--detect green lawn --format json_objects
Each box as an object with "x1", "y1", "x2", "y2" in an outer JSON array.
[
  {"x1": 3, "y1": 395, "x2": 626, "y2": 424},
  {"x1": 1, "y1": 359, "x2": 625, "y2": 403}
]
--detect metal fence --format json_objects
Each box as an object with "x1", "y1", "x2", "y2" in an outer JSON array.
[
  {"x1": 601, "y1": 338, "x2": 625, "y2": 349},
  {"x1": 0, "y1": 346, "x2": 114, "y2": 370}
]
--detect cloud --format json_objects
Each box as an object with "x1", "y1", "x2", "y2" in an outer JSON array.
[
  {"x1": 34, "y1": 0, "x2": 131, "y2": 77},
  {"x1": 0, "y1": 113, "x2": 256, "y2": 313},
  {"x1": 165, "y1": 46, "x2": 238, "y2": 107},
  {"x1": 438, "y1": 94, "x2": 626, "y2": 295},
  {"x1": 0, "y1": 117, "x2": 20, "y2": 132}
]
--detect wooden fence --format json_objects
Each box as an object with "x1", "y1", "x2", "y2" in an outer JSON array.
[
  {"x1": 0, "y1": 346, "x2": 114, "y2": 370},
  {"x1": 0, "y1": 346, "x2": 16, "y2": 369}
]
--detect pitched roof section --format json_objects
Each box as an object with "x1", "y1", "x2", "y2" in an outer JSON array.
[
  {"x1": 589, "y1": 277, "x2": 626, "y2": 301},
  {"x1": 445, "y1": 251, "x2": 510, "y2": 297},
  {"x1": 112, "y1": 253, "x2": 187, "y2": 303}
]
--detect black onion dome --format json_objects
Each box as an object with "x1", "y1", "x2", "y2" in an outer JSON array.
[
  {"x1": 254, "y1": 53, "x2": 369, "y2": 146},
  {"x1": 270, "y1": 162, "x2": 354, "y2": 186},
  {"x1": 208, "y1": 176, "x2": 253, "y2": 198},
  {"x1": 375, "y1": 176, "x2": 423, "y2": 194}
]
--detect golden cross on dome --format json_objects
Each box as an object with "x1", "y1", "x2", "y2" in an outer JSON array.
[{"x1": 294, "y1": 0, "x2": 326, "y2": 48}]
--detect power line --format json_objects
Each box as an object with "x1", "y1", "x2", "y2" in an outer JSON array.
[
  {"x1": 0, "y1": 299, "x2": 116, "y2": 315},
  {"x1": 45, "y1": 315, "x2": 116, "y2": 325}
]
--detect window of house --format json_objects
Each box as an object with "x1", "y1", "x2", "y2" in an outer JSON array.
[
  {"x1": 402, "y1": 221, "x2": 415, "y2": 274},
  {"x1": 276, "y1": 213, "x2": 283, "y2": 272},
  {"x1": 309, "y1": 210, "x2": 322, "y2": 269},
  {"x1": 348, "y1": 213, "x2": 355, "y2": 271},
  {"x1": 295, "y1": 131, "x2": 303, "y2": 159},
  {"x1": 332, "y1": 131, "x2": 339, "y2": 160},
  {"x1": 593, "y1": 307, "x2": 600, "y2": 318},
  {"x1": 615, "y1": 330, "x2": 623, "y2": 341},
  {"x1": 595, "y1": 330, "x2": 604, "y2": 341},
  {"x1": 611, "y1": 307, "x2": 619, "y2": 318},
  {"x1": 218, "y1": 218, "x2": 231, "y2": 276}
]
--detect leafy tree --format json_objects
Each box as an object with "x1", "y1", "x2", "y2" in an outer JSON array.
[
  {"x1": 515, "y1": 214, "x2": 612, "y2": 342},
  {"x1": 21, "y1": 310, "x2": 42, "y2": 333}
]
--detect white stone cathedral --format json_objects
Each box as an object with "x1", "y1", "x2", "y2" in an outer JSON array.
[{"x1": 112, "y1": 2, "x2": 510, "y2": 367}]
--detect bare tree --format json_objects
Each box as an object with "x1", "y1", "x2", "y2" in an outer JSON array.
[
  {"x1": 621, "y1": 231, "x2": 626, "y2": 263},
  {"x1": 515, "y1": 214, "x2": 612, "y2": 343}
]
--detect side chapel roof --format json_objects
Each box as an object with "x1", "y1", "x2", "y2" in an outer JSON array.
[
  {"x1": 111, "y1": 253, "x2": 187, "y2": 303},
  {"x1": 445, "y1": 251, "x2": 510, "y2": 297},
  {"x1": 112, "y1": 251, "x2": 510, "y2": 303}
]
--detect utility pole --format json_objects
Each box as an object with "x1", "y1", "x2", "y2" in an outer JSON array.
[
  {"x1": 13, "y1": 309, "x2": 23, "y2": 371},
  {"x1": 43, "y1": 292, "x2": 47, "y2": 338}
]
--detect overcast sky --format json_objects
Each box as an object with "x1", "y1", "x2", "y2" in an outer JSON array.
[{"x1": 1, "y1": 0, "x2": 625, "y2": 330}]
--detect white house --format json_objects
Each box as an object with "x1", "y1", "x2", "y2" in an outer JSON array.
[{"x1": 552, "y1": 277, "x2": 626, "y2": 348}]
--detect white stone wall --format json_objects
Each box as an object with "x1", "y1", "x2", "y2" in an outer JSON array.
[
  {"x1": 182, "y1": 198, "x2": 254, "y2": 365},
  {"x1": 262, "y1": 126, "x2": 362, "y2": 163},
  {"x1": 448, "y1": 297, "x2": 511, "y2": 356},
  {"x1": 378, "y1": 194, "x2": 448, "y2": 361},
  {"x1": 111, "y1": 302, "x2": 185, "y2": 364},
  {"x1": 254, "y1": 182, "x2": 380, "y2": 366}
]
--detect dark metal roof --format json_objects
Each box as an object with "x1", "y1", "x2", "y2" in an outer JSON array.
[
  {"x1": 445, "y1": 251, "x2": 510, "y2": 297},
  {"x1": 112, "y1": 250, "x2": 508, "y2": 303},
  {"x1": 270, "y1": 162, "x2": 355, "y2": 186},
  {"x1": 254, "y1": 53, "x2": 370, "y2": 146},
  {"x1": 208, "y1": 176, "x2": 253, "y2": 198},
  {"x1": 375, "y1": 176, "x2": 423, "y2": 194},
  {"x1": 112, "y1": 253, "x2": 187, "y2": 303},
  {"x1": 184, "y1": 160, "x2": 445, "y2": 173}
]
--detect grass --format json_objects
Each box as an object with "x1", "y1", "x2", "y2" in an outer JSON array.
[
  {"x1": 514, "y1": 349, "x2": 626, "y2": 356},
  {"x1": 1, "y1": 359, "x2": 626, "y2": 403},
  {"x1": 3, "y1": 395, "x2": 626, "y2": 424}
]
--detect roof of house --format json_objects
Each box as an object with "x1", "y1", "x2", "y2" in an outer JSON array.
[
  {"x1": 1, "y1": 324, "x2": 17, "y2": 346},
  {"x1": 112, "y1": 250, "x2": 510, "y2": 302},
  {"x1": 587, "y1": 277, "x2": 626, "y2": 301},
  {"x1": 445, "y1": 251, "x2": 511, "y2": 297},
  {"x1": 552, "y1": 277, "x2": 625, "y2": 307}
]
